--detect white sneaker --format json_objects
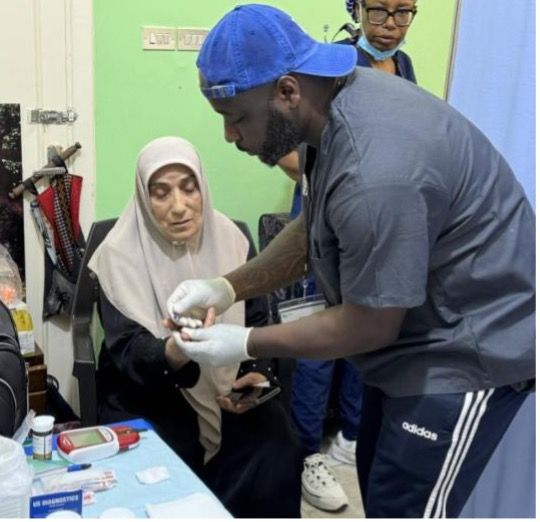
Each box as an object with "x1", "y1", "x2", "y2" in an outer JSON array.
[
  {"x1": 326, "y1": 430, "x2": 357, "y2": 466},
  {"x1": 301, "y1": 453, "x2": 349, "y2": 511}
]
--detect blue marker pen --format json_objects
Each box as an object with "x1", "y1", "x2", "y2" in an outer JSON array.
[
  {"x1": 34, "y1": 463, "x2": 92, "y2": 479},
  {"x1": 66, "y1": 463, "x2": 91, "y2": 473}
]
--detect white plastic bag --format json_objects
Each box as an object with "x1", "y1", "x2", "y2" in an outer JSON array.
[{"x1": 0, "y1": 244, "x2": 23, "y2": 306}]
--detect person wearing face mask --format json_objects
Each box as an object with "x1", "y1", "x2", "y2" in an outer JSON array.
[
  {"x1": 276, "y1": 1, "x2": 418, "y2": 512},
  {"x1": 88, "y1": 137, "x2": 302, "y2": 518},
  {"x1": 279, "y1": 0, "x2": 418, "y2": 180},
  {"x1": 345, "y1": 0, "x2": 417, "y2": 79},
  {"x1": 280, "y1": 0, "x2": 418, "y2": 171}
]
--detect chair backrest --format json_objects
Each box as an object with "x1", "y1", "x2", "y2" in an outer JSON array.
[
  {"x1": 257, "y1": 213, "x2": 299, "y2": 411},
  {"x1": 71, "y1": 218, "x2": 116, "y2": 426},
  {"x1": 0, "y1": 298, "x2": 27, "y2": 436},
  {"x1": 258, "y1": 213, "x2": 304, "y2": 323}
]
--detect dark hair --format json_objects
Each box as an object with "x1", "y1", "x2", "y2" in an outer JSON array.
[{"x1": 345, "y1": 0, "x2": 359, "y2": 23}]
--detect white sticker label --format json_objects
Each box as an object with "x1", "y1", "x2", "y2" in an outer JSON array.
[{"x1": 278, "y1": 295, "x2": 326, "y2": 323}]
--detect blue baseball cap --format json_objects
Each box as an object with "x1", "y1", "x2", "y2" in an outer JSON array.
[{"x1": 197, "y1": 4, "x2": 357, "y2": 99}]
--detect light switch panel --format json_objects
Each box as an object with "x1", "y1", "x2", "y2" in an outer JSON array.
[
  {"x1": 177, "y1": 28, "x2": 209, "y2": 51},
  {"x1": 142, "y1": 27, "x2": 177, "y2": 50}
]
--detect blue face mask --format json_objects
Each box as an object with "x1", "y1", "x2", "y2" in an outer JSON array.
[{"x1": 357, "y1": 34, "x2": 404, "y2": 61}]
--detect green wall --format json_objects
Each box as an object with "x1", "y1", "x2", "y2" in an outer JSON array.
[{"x1": 94, "y1": 0, "x2": 457, "y2": 237}]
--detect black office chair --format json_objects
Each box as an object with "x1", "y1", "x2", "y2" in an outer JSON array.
[
  {"x1": 258, "y1": 213, "x2": 299, "y2": 412},
  {"x1": 71, "y1": 218, "x2": 116, "y2": 426}
]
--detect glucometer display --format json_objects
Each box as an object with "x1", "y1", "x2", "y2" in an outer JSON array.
[{"x1": 66, "y1": 429, "x2": 107, "y2": 448}]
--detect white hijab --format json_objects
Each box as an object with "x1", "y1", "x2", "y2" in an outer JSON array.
[{"x1": 89, "y1": 136, "x2": 248, "y2": 462}]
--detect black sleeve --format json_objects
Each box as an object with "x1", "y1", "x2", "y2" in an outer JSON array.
[
  {"x1": 242, "y1": 279, "x2": 278, "y2": 383},
  {"x1": 237, "y1": 359, "x2": 280, "y2": 387},
  {"x1": 399, "y1": 51, "x2": 417, "y2": 84},
  {"x1": 98, "y1": 291, "x2": 200, "y2": 389},
  {"x1": 233, "y1": 220, "x2": 278, "y2": 384}
]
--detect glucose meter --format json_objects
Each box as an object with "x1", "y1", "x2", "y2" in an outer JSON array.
[{"x1": 57, "y1": 426, "x2": 120, "y2": 463}]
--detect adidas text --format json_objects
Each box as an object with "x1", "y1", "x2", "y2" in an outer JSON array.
[{"x1": 402, "y1": 421, "x2": 438, "y2": 441}]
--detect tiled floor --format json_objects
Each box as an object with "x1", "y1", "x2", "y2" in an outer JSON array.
[{"x1": 301, "y1": 437, "x2": 365, "y2": 518}]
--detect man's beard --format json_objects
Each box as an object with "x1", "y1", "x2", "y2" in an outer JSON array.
[{"x1": 258, "y1": 106, "x2": 303, "y2": 166}]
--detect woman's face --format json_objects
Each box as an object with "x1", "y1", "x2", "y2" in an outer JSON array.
[
  {"x1": 358, "y1": 0, "x2": 416, "y2": 52},
  {"x1": 148, "y1": 163, "x2": 203, "y2": 243}
]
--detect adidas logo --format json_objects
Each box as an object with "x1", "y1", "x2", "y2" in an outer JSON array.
[{"x1": 402, "y1": 421, "x2": 438, "y2": 441}]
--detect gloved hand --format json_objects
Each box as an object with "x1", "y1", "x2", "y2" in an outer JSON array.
[
  {"x1": 167, "y1": 277, "x2": 236, "y2": 324},
  {"x1": 172, "y1": 324, "x2": 254, "y2": 367}
]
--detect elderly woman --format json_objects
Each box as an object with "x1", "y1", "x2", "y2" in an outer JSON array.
[{"x1": 89, "y1": 137, "x2": 302, "y2": 518}]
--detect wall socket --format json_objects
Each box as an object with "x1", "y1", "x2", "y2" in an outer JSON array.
[
  {"x1": 177, "y1": 28, "x2": 209, "y2": 51},
  {"x1": 141, "y1": 27, "x2": 176, "y2": 50}
]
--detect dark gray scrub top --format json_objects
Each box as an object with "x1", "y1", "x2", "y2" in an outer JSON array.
[{"x1": 301, "y1": 67, "x2": 535, "y2": 397}]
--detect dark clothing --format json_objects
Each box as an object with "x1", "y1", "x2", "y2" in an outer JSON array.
[
  {"x1": 300, "y1": 66, "x2": 534, "y2": 517},
  {"x1": 337, "y1": 36, "x2": 417, "y2": 83},
  {"x1": 355, "y1": 46, "x2": 416, "y2": 83},
  {"x1": 96, "y1": 231, "x2": 302, "y2": 518},
  {"x1": 302, "y1": 67, "x2": 535, "y2": 396},
  {"x1": 356, "y1": 381, "x2": 533, "y2": 517},
  {"x1": 202, "y1": 401, "x2": 303, "y2": 518},
  {"x1": 291, "y1": 358, "x2": 362, "y2": 454}
]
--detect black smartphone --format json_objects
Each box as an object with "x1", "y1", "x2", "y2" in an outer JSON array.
[{"x1": 227, "y1": 384, "x2": 281, "y2": 406}]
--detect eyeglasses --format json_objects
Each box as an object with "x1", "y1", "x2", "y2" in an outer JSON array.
[{"x1": 364, "y1": 7, "x2": 417, "y2": 27}]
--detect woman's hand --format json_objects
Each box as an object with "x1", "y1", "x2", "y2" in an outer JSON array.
[
  {"x1": 164, "y1": 336, "x2": 190, "y2": 371},
  {"x1": 163, "y1": 308, "x2": 217, "y2": 370},
  {"x1": 217, "y1": 372, "x2": 268, "y2": 415},
  {"x1": 162, "y1": 308, "x2": 216, "y2": 371}
]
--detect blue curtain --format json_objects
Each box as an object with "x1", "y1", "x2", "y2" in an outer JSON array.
[
  {"x1": 448, "y1": 0, "x2": 535, "y2": 207},
  {"x1": 460, "y1": 393, "x2": 536, "y2": 518},
  {"x1": 448, "y1": 1, "x2": 535, "y2": 517}
]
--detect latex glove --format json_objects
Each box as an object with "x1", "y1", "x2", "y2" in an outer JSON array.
[
  {"x1": 167, "y1": 277, "x2": 236, "y2": 324},
  {"x1": 172, "y1": 324, "x2": 253, "y2": 367},
  {"x1": 173, "y1": 317, "x2": 203, "y2": 329}
]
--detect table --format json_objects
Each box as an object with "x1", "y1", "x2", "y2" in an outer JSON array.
[{"x1": 26, "y1": 419, "x2": 230, "y2": 518}]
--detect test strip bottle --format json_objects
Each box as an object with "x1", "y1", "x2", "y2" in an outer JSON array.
[{"x1": 32, "y1": 415, "x2": 55, "y2": 460}]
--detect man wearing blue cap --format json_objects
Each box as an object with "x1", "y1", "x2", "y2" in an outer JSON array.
[
  {"x1": 277, "y1": 0, "x2": 420, "y2": 511},
  {"x1": 167, "y1": 4, "x2": 535, "y2": 518}
]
